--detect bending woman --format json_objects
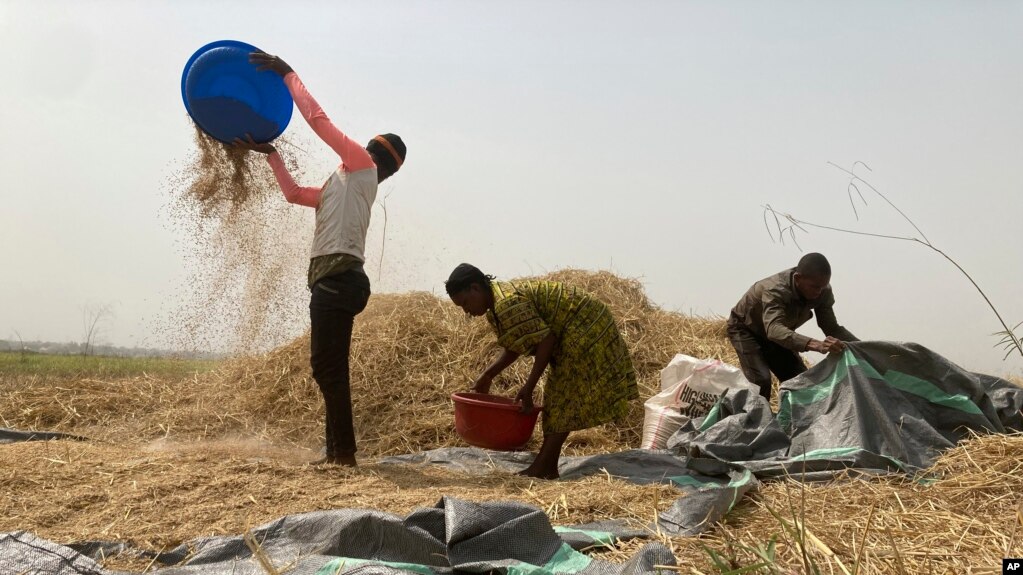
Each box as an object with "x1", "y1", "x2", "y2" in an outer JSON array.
[
  {"x1": 445, "y1": 264, "x2": 638, "y2": 479},
  {"x1": 234, "y1": 52, "x2": 407, "y2": 466}
]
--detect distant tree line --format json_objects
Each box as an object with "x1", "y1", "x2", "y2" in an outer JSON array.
[{"x1": 0, "y1": 339, "x2": 223, "y2": 359}]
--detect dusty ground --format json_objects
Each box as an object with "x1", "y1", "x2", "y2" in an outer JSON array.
[{"x1": 3, "y1": 432, "x2": 1022, "y2": 574}]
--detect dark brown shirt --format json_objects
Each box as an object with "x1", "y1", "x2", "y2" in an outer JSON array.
[{"x1": 728, "y1": 268, "x2": 858, "y2": 352}]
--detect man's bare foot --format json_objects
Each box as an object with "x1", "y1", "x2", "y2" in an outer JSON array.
[{"x1": 517, "y1": 466, "x2": 559, "y2": 480}]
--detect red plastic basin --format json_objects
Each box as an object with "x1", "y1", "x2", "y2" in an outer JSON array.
[{"x1": 451, "y1": 392, "x2": 542, "y2": 451}]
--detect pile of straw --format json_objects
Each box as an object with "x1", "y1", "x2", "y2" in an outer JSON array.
[
  {"x1": 1, "y1": 269, "x2": 734, "y2": 454},
  {"x1": 220, "y1": 268, "x2": 738, "y2": 455}
]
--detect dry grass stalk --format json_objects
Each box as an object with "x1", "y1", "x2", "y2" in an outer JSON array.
[{"x1": 244, "y1": 530, "x2": 283, "y2": 575}]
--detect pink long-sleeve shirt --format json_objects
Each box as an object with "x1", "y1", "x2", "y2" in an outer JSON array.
[{"x1": 266, "y1": 72, "x2": 375, "y2": 208}]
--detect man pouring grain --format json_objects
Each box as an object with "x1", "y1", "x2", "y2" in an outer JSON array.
[
  {"x1": 233, "y1": 52, "x2": 407, "y2": 466},
  {"x1": 727, "y1": 253, "x2": 858, "y2": 401}
]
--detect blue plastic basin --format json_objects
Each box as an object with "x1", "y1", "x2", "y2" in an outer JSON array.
[{"x1": 181, "y1": 40, "x2": 293, "y2": 144}]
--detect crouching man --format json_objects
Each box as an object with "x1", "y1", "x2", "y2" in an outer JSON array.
[{"x1": 727, "y1": 253, "x2": 858, "y2": 401}]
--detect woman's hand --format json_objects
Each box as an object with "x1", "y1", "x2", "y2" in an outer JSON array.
[
  {"x1": 249, "y1": 51, "x2": 294, "y2": 77},
  {"x1": 515, "y1": 383, "x2": 536, "y2": 413},
  {"x1": 231, "y1": 134, "x2": 276, "y2": 155},
  {"x1": 472, "y1": 373, "x2": 494, "y2": 394}
]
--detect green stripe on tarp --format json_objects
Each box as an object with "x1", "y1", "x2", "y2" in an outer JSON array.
[
  {"x1": 698, "y1": 400, "x2": 724, "y2": 431},
  {"x1": 790, "y1": 447, "x2": 910, "y2": 471},
  {"x1": 791, "y1": 446, "x2": 859, "y2": 460},
  {"x1": 668, "y1": 468, "x2": 753, "y2": 490},
  {"x1": 784, "y1": 352, "x2": 854, "y2": 408},
  {"x1": 507, "y1": 543, "x2": 594, "y2": 575},
  {"x1": 778, "y1": 392, "x2": 793, "y2": 433},
  {"x1": 668, "y1": 475, "x2": 715, "y2": 488},
  {"x1": 780, "y1": 350, "x2": 982, "y2": 415},
  {"x1": 880, "y1": 369, "x2": 983, "y2": 414},
  {"x1": 317, "y1": 557, "x2": 436, "y2": 575},
  {"x1": 552, "y1": 526, "x2": 616, "y2": 546},
  {"x1": 778, "y1": 352, "x2": 854, "y2": 431},
  {"x1": 316, "y1": 543, "x2": 595, "y2": 575},
  {"x1": 668, "y1": 468, "x2": 754, "y2": 511},
  {"x1": 725, "y1": 468, "x2": 754, "y2": 510}
]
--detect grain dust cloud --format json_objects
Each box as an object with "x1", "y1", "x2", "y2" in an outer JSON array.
[{"x1": 157, "y1": 126, "x2": 312, "y2": 355}]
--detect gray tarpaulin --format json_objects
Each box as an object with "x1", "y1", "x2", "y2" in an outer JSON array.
[
  {"x1": 668, "y1": 341, "x2": 1023, "y2": 479},
  {"x1": 0, "y1": 498, "x2": 675, "y2": 575},
  {"x1": 380, "y1": 448, "x2": 756, "y2": 537},
  {"x1": 0, "y1": 428, "x2": 86, "y2": 444}
]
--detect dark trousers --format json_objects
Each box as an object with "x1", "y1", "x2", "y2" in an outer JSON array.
[
  {"x1": 727, "y1": 323, "x2": 806, "y2": 401},
  {"x1": 309, "y1": 268, "x2": 370, "y2": 457}
]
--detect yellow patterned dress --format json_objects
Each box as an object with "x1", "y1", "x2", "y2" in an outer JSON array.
[{"x1": 486, "y1": 280, "x2": 639, "y2": 434}]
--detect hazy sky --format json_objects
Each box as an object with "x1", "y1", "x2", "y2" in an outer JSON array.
[{"x1": 2, "y1": 1, "x2": 1021, "y2": 376}]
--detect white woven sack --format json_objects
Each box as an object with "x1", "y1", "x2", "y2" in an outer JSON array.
[{"x1": 640, "y1": 354, "x2": 752, "y2": 449}]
